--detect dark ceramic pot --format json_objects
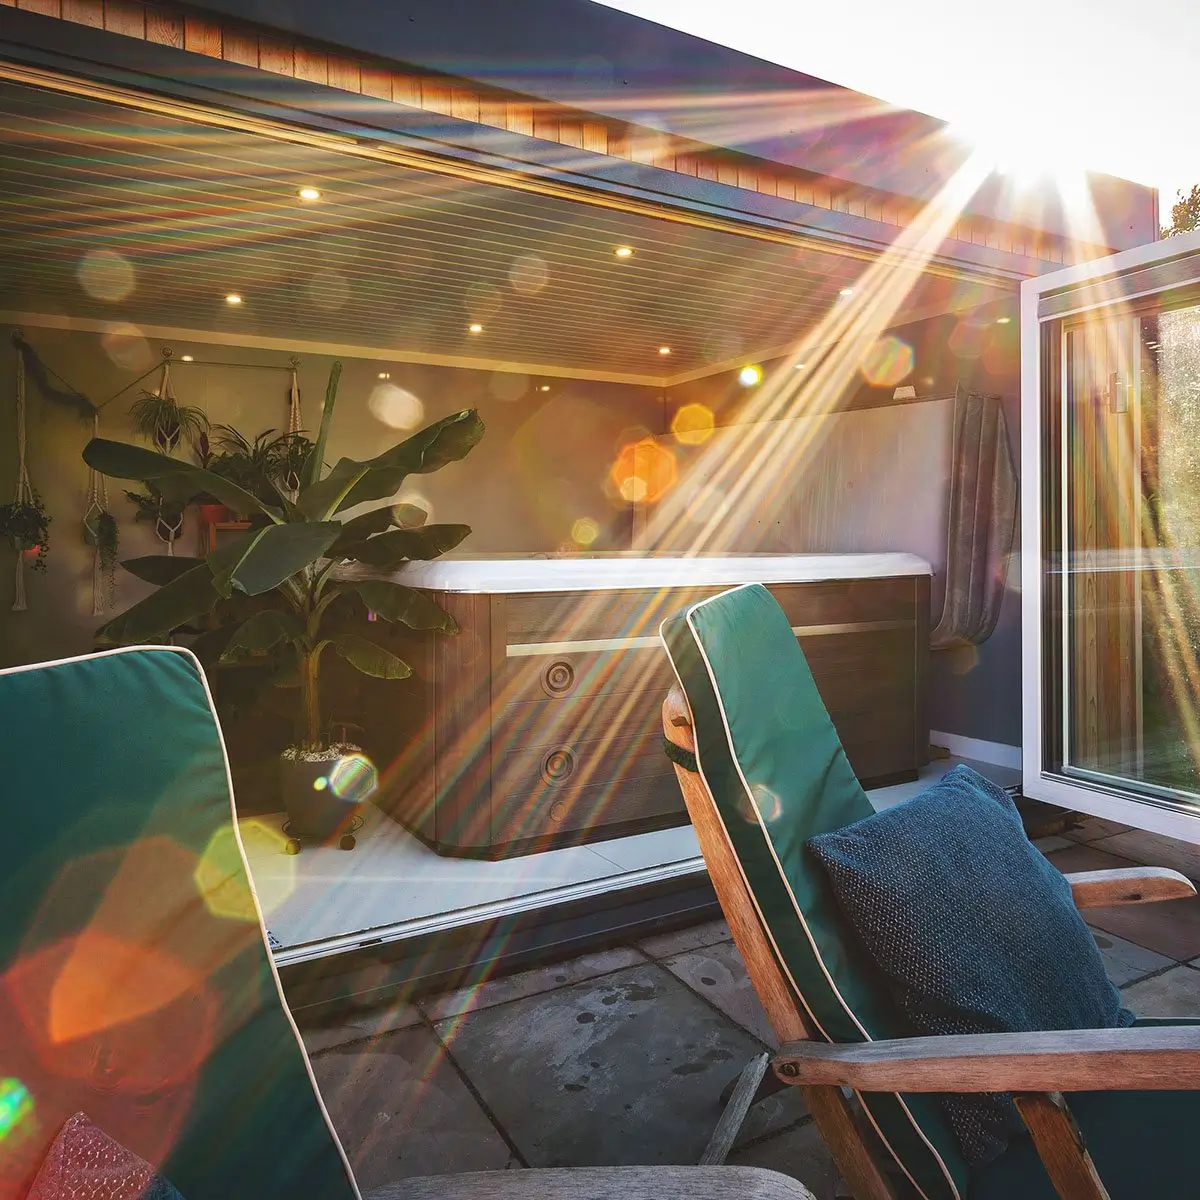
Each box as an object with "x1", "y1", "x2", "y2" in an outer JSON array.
[{"x1": 278, "y1": 747, "x2": 377, "y2": 840}]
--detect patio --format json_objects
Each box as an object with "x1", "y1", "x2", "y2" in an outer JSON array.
[{"x1": 291, "y1": 802, "x2": 1200, "y2": 1198}]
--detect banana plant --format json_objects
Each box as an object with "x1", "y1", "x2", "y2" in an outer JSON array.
[{"x1": 84, "y1": 362, "x2": 484, "y2": 750}]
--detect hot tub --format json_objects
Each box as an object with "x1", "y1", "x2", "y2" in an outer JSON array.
[{"x1": 350, "y1": 553, "x2": 932, "y2": 858}]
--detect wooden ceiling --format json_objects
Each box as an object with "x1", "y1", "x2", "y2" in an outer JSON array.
[{"x1": 0, "y1": 80, "x2": 1005, "y2": 382}]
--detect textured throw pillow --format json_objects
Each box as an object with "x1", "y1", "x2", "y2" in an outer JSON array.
[
  {"x1": 807, "y1": 764, "x2": 1134, "y2": 1167},
  {"x1": 27, "y1": 1112, "x2": 185, "y2": 1200}
]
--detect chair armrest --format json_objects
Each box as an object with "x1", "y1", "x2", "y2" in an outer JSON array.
[
  {"x1": 1065, "y1": 867, "x2": 1195, "y2": 908},
  {"x1": 773, "y1": 1025, "x2": 1200, "y2": 1094}
]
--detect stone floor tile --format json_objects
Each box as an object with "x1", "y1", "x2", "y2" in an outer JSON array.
[
  {"x1": 1121, "y1": 964, "x2": 1200, "y2": 1018},
  {"x1": 1033, "y1": 835, "x2": 1074, "y2": 853},
  {"x1": 1090, "y1": 829, "x2": 1200, "y2": 882},
  {"x1": 420, "y1": 946, "x2": 645, "y2": 1022},
  {"x1": 1067, "y1": 818, "x2": 1134, "y2": 843},
  {"x1": 1088, "y1": 928, "x2": 1175, "y2": 987},
  {"x1": 312, "y1": 1023, "x2": 518, "y2": 1189},
  {"x1": 661, "y1": 939, "x2": 777, "y2": 1047},
  {"x1": 1045, "y1": 843, "x2": 1142, "y2": 874},
  {"x1": 728, "y1": 1120, "x2": 839, "y2": 1200},
  {"x1": 1085, "y1": 893, "x2": 1200, "y2": 962},
  {"x1": 433, "y1": 962, "x2": 765, "y2": 1167},
  {"x1": 637, "y1": 917, "x2": 733, "y2": 959},
  {"x1": 299, "y1": 1000, "x2": 424, "y2": 1054}
]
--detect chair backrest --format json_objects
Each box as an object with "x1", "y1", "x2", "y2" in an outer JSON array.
[
  {"x1": 0, "y1": 647, "x2": 360, "y2": 1200},
  {"x1": 659, "y1": 584, "x2": 968, "y2": 1200}
]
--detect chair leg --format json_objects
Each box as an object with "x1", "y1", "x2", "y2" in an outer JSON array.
[
  {"x1": 802, "y1": 1086, "x2": 899, "y2": 1200},
  {"x1": 1013, "y1": 1093, "x2": 1111, "y2": 1200},
  {"x1": 700, "y1": 1052, "x2": 770, "y2": 1164},
  {"x1": 719, "y1": 1061, "x2": 790, "y2": 1109}
]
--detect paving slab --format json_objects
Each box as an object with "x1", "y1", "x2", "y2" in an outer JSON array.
[
  {"x1": 1089, "y1": 928, "x2": 1175, "y2": 988},
  {"x1": 299, "y1": 999, "x2": 424, "y2": 1054},
  {"x1": 1121, "y1": 964, "x2": 1200, "y2": 1019},
  {"x1": 1033, "y1": 835, "x2": 1074, "y2": 853},
  {"x1": 1067, "y1": 818, "x2": 1134, "y2": 843},
  {"x1": 1045, "y1": 843, "x2": 1142, "y2": 874},
  {"x1": 1084, "y1": 892, "x2": 1200, "y2": 962},
  {"x1": 661, "y1": 938, "x2": 777, "y2": 1047},
  {"x1": 420, "y1": 946, "x2": 644, "y2": 1022},
  {"x1": 637, "y1": 918, "x2": 732, "y2": 959},
  {"x1": 1090, "y1": 829, "x2": 1200, "y2": 882},
  {"x1": 728, "y1": 1120, "x2": 841, "y2": 1200},
  {"x1": 434, "y1": 962, "x2": 772, "y2": 1167},
  {"x1": 311, "y1": 1023, "x2": 518, "y2": 1189}
]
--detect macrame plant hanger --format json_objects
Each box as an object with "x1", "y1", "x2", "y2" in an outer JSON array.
[
  {"x1": 11, "y1": 346, "x2": 33, "y2": 612},
  {"x1": 284, "y1": 356, "x2": 302, "y2": 498},
  {"x1": 83, "y1": 411, "x2": 113, "y2": 615},
  {"x1": 152, "y1": 355, "x2": 183, "y2": 554}
]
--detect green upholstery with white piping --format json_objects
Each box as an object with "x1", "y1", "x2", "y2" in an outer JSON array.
[
  {"x1": 0, "y1": 648, "x2": 360, "y2": 1200},
  {"x1": 661, "y1": 583, "x2": 970, "y2": 1200}
]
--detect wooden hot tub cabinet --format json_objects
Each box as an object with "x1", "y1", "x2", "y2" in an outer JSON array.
[{"x1": 359, "y1": 555, "x2": 931, "y2": 859}]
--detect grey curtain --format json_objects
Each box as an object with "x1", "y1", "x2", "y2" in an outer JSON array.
[{"x1": 931, "y1": 385, "x2": 1019, "y2": 648}]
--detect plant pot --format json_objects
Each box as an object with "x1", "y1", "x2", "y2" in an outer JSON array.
[
  {"x1": 278, "y1": 744, "x2": 378, "y2": 841},
  {"x1": 198, "y1": 503, "x2": 233, "y2": 524},
  {"x1": 21, "y1": 544, "x2": 42, "y2": 563}
]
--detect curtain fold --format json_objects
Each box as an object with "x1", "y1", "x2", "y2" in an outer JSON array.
[{"x1": 931, "y1": 385, "x2": 1019, "y2": 648}]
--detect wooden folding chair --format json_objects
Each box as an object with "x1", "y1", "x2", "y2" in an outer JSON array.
[{"x1": 660, "y1": 582, "x2": 1200, "y2": 1200}]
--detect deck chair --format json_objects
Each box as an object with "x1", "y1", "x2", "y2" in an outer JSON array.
[
  {"x1": 0, "y1": 646, "x2": 810, "y2": 1200},
  {"x1": 659, "y1": 583, "x2": 1200, "y2": 1200}
]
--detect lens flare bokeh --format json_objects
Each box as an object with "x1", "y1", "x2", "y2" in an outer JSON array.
[
  {"x1": 859, "y1": 335, "x2": 915, "y2": 388},
  {"x1": 671, "y1": 403, "x2": 715, "y2": 446},
  {"x1": 610, "y1": 438, "x2": 677, "y2": 505}
]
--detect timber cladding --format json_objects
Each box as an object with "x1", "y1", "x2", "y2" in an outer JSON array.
[
  {"x1": 371, "y1": 575, "x2": 931, "y2": 859},
  {"x1": 2, "y1": 0, "x2": 1085, "y2": 265}
]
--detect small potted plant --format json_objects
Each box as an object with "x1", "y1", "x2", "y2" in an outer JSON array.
[
  {"x1": 130, "y1": 389, "x2": 209, "y2": 454},
  {"x1": 0, "y1": 492, "x2": 51, "y2": 572}
]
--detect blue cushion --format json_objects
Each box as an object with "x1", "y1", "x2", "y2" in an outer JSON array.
[{"x1": 807, "y1": 764, "x2": 1134, "y2": 1167}]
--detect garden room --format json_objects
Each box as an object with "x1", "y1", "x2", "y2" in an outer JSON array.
[{"x1": 0, "y1": 65, "x2": 1036, "y2": 1008}]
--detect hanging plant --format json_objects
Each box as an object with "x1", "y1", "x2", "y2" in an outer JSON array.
[
  {"x1": 0, "y1": 493, "x2": 51, "y2": 574},
  {"x1": 96, "y1": 512, "x2": 119, "y2": 607},
  {"x1": 129, "y1": 389, "x2": 208, "y2": 454},
  {"x1": 124, "y1": 485, "x2": 185, "y2": 552}
]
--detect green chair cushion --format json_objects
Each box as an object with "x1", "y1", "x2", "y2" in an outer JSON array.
[
  {"x1": 660, "y1": 583, "x2": 968, "y2": 1200},
  {"x1": 0, "y1": 648, "x2": 358, "y2": 1200}
]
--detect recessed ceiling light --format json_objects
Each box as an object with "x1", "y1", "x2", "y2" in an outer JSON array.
[
  {"x1": 468, "y1": 323, "x2": 484, "y2": 334},
  {"x1": 377, "y1": 371, "x2": 391, "y2": 380},
  {"x1": 298, "y1": 187, "x2": 322, "y2": 202},
  {"x1": 996, "y1": 316, "x2": 1012, "y2": 324},
  {"x1": 538, "y1": 384, "x2": 551, "y2": 392},
  {"x1": 225, "y1": 293, "x2": 243, "y2": 305},
  {"x1": 658, "y1": 346, "x2": 672, "y2": 356},
  {"x1": 794, "y1": 362, "x2": 806, "y2": 369},
  {"x1": 739, "y1": 365, "x2": 763, "y2": 387},
  {"x1": 614, "y1": 246, "x2": 635, "y2": 258},
  {"x1": 839, "y1": 287, "x2": 854, "y2": 297},
  {"x1": 180, "y1": 355, "x2": 194, "y2": 362}
]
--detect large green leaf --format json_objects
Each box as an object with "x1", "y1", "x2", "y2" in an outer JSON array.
[
  {"x1": 326, "y1": 503, "x2": 427, "y2": 558},
  {"x1": 295, "y1": 456, "x2": 369, "y2": 521},
  {"x1": 343, "y1": 580, "x2": 458, "y2": 632},
  {"x1": 335, "y1": 410, "x2": 485, "y2": 512},
  {"x1": 219, "y1": 609, "x2": 304, "y2": 662},
  {"x1": 209, "y1": 521, "x2": 342, "y2": 597},
  {"x1": 84, "y1": 438, "x2": 276, "y2": 521},
  {"x1": 120, "y1": 555, "x2": 204, "y2": 586},
  {"x1": 336, "y1": 524, "x2": 471, "y2": 569},
  {"x1": 298, "y1": 361, "x2": 342, "y2": 494},
  {"x1": 327, "y1": 633, "x2": 412, "y2": 679},
  {"x1": 96, "y1": 562, "x2": 221, "y2": 644}
]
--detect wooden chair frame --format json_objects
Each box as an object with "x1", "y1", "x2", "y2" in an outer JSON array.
[{"x1": 662, "y1": 685, "x2": 1199, "y2": 1200}]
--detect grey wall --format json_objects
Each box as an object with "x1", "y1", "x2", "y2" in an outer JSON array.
[{"x1": 0, "y1": 325, "x2": 660, "y2": 667}]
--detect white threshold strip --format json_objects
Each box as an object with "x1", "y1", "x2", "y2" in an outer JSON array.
[
  {"x1": 271, "y1": 853, "x2": 708, "y2": 967},
  {"x1": 507, "y1": 619, "x2": 913, "y2": 658}
]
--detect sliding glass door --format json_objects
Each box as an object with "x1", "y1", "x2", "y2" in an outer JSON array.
[{"x1": 1024, "y1": 233, "x2": 1200, "y2": 838}]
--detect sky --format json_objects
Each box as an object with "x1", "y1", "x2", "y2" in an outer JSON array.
[{"x1": 597, "y1": 0, "x2": 1199, "y2": 216}]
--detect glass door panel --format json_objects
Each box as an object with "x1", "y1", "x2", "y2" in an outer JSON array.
[{"x1": 1060, "y1": 304, "x2": 1200, "y2": 803}]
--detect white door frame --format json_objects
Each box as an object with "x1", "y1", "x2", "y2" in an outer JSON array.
[{"x1": 1020, "y1": 228, "x2": 1200, "y2": 842}]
